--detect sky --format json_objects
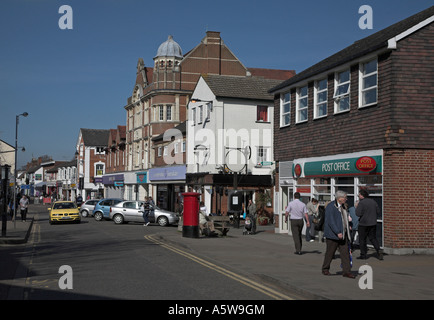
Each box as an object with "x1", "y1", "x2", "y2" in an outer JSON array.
[{"x1": 0, "y1": 0, "x2": 432, "y2": 168}]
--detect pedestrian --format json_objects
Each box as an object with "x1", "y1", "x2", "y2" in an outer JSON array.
[
  {"x1": 19, "y1": 194, "x2": 29, "y2": 222},
  {"x1": 321, "y1": 190, "x2": 355, "y2": 278},
  {"x1": 285, "y1": 192, "x2": 309, "y2": 255},
  {"x1": 199, "y1": 201, "x2": 216, "y2": 237},
  {"x1": 247, "y1": 199, "x2": 257, "y2": 234},
  {"x1": 140, "y1": 196, "x2": 151, "y2": 226},
  {"x1": 356, "y1": 190, "x2": 383, "y2": 260},
  {"x1": 306, "y1": 198, "x2": 319, "y2": 242},
  {"x1": 76, "y1": 194, "x2": 83, "y2": 207},
  {"x1": 348, "y1": 200, "x2": 360, "y2": 250}
]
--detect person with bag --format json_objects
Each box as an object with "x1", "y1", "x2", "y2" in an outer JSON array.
[
  {"x1": 140, "y1": 196, "x2": 151, "y2": 226},
  {"x1": 356, "y1": 190, "x2": 383, "y2": 260},
  {"x1": 306, "y1": 198, "x2": 319, "y2": 242}
]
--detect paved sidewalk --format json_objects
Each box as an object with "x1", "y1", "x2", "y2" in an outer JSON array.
[
  {"x1": 2, "y1": 204, "x2": 434, "y2": 300},
  {"x1": 156, "y1": 225, "x2": 434, "y2": 300}
]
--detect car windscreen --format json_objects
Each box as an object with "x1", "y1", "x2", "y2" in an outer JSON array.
[{"x1": 53, "y1": 203, "x2": 76, "y2": 209}]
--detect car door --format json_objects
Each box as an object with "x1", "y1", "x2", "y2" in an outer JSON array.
[
  {"x1": 99, "y1": 199, "x2": 112, "y2": 218},
  {"x1": 122, "y1": 201, "x2": 139, "y2": 222}
]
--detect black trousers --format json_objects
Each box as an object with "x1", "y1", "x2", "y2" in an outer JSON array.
[
  {"x1": 322, "y1": 236, "x2": 351, "y2": 274},
  {"x1": 358, "y1": 225, "x2": 381, "y2": 256},
  {"x1": 290, "y1": 219, "x2": 304, "y2": 253}
]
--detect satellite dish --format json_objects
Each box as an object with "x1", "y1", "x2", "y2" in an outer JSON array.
[{"x1": 224, "y1": 148, "x2": 247, "y2": 173}]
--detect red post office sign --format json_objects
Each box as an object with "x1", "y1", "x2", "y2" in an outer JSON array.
[{"x1": 355, "y1": 156, "x2": 377, "y2": 172}]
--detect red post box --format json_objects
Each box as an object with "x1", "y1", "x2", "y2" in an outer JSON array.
[{"x1": 182, "y1": 192, "x2": 201, "y2": 238}]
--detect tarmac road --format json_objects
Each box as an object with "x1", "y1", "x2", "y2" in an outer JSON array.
[{"x1": 2, "y1": 203, "x2": 434, "y2": 300}]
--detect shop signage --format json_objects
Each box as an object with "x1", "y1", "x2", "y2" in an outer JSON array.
[
  {"x1": 149, "y1": 166, "x2": 186, "y2": 181},
  {"x1": 102, "y1": 174, "x2": 124, "y2": 185},
  {"x1": 355, "y1": 156, "x2": 377, "y2": 172},
  {"x1": 293, "y1": 155, "x2": 381, "y2": 178},
  {"x1": 114, "y1": 181, "x2": 124, "y2": 187},
  {"x1": 136, "y1": 172, "x2": 148, "y2": 184}
]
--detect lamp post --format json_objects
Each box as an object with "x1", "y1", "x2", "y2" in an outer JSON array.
[{"x1": 14, "y1": 112, "x2": 28, "y2": 228}]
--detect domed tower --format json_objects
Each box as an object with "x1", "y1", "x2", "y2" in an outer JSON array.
[{"x1": 153, "y1": 35, "x2": 183, "y2": 90}]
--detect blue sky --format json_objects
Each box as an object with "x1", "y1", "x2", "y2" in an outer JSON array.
[{"x1": 0, "y1": 0, "x2": 432, "y2": 168}]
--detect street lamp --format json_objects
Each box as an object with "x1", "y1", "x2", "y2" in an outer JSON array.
[{"x1": 14, "y1": 112, "x2": 28, "y2": 228}]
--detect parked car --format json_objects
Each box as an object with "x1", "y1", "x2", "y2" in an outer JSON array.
[
  {"x1": 48, "y1": 201, "x2": 81, "y2": 224},
  {"x1": 80, "y1": 199, "x2": 100, "y2": 217},
  {"x1": 109, "y1": 200, "x2": 179, "y2": 226},
  {"x1": 93, "y1": 198, "x2": 123, "y2": 221}
]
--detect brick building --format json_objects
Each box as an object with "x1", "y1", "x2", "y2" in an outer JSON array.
[
  {"x1": 269, "y1": 7, "x2": 434, "y2": 253},
  {"x1": 76, "y1": 128, "x2": 110, "y2": 200},
  {"x1": 124, "y1": 31, "x2": 294, "y2": 211}
]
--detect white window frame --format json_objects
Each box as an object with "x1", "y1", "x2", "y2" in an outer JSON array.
[
  {"x1": 163, "y1": 146, "x2": 168, "y2": 156},
  {"x1": 198, "y1": 105, "x2": 203, "y2": 124},
  {"x1": 280, "y1": 92, "x2": 291, "y2": 127},
  {"x1": 95, "y1": 163, "x2": 105, "y2": 177},
  {"x1": 256, "y1": 146, "x2": 269, "y2": 165},
  {"x1": 192, "y1": 108, "x2": 196, "y2": 126},
  {"x1": 314, "y1": 78, "x2": 328, "y2": 119},
  {"x1": 359, "y1": 58, "x2": 378, "y2": 108},
  {"x1": 182, "y1": 141, "x2": 186, "y2": 153},
  {"x1": 334, "y1": 69, "x2": 350, "y2": 113},
  {"x1": 158, "y1": 147, "x2": 162, "y2": 157},
  {"x1": 296, "y1": 85, "x2": 308, "y2": 123}
]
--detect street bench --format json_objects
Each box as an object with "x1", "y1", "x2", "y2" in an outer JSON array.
[{"x1": 208, "y1": 215, "x2": 231, "y2": 236}]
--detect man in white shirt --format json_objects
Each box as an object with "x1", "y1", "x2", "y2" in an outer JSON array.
[{"x1": 285, "y1": 192, "x2": 309, "y2": 255}]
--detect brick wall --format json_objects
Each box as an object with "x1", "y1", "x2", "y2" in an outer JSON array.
[
  {"x1": 383, "y1": 149, "x2": 434, "y2": 248},
  {"x1": 273, "y1": 23, "x2": 434, "y2": 161}
]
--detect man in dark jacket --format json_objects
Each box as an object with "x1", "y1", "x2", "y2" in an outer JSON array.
[
  {"x1": 321, "y1": 190, "x2": 355, "y2": 278},
  {"x1": 356, "y1": 189, "x2": 383, "y2": 260}
]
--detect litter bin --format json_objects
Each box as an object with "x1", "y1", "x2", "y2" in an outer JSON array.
[{"x1": 182, "y1": 192, "x2": 201, "y2": 238}]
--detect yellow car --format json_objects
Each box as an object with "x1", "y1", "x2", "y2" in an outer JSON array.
[{"x1": 48, "y1": 201, "x2": 81, "y2": 224}]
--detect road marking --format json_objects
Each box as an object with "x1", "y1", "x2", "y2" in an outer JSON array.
[{"x1": 144, "y1": 234, "x2": 294, "y2": 300}]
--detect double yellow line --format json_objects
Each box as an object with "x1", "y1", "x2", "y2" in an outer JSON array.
[{"x1": 144, "y1": 235, "x2": 294, "y2": 300}]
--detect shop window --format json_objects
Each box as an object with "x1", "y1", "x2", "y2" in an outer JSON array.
[{"x1": 313, "y1": 177, "x2": 331, "y2": 203}]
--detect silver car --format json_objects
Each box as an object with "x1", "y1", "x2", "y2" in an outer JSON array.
[
  {"x1": 109, "y1": 200, "x2": 179, "y2": 226},
  {"x1": 80, "y1": 199, "x2": 100, "y2": 217}
]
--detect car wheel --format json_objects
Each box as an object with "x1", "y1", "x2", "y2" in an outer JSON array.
[
  {"x1": 113, "y1": 214, "x2": 124, "y2": 225},
  {"x1": 81, "y1": 210, "x2": 88, "y2": 218},
  {"x1": 94, "y1": 211, "x2": 103, "y2": 221},
  {"x1": 157, "y1": 216, "x2": 169, "y2": 227}
]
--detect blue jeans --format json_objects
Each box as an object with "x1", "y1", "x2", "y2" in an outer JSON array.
[
  {"x1": 305, "y1": 215, "x2": 314, "y2": 241},
  {"x1": 143, "y1": 210, "x2": 150, "y2": 224}
]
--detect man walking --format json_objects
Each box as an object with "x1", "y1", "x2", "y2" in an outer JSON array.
[
  {"x1": 322, "y1": 190, "x2": 355, "y2": 278},
  {"x1": 285, "y1": 192, "x2": 309, "y2": 255},
  {"x1": 356, "y1": 189, "x2": 383, "y2": 260}
]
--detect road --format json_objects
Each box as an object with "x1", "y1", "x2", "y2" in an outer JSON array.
[{"x1": 3, "y1": 209, "x2": 296, "y2": 301}]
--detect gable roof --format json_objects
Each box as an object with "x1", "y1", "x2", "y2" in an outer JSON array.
[
  {"x1": 80, "y1": 129, "x2": 110, "y2": 147},
  {"x1": 202, "y1": 74, "x2": 282, "y2": 101},
  {"x1": 270, "y1": 6, "x2": 434, "y2": 93}
]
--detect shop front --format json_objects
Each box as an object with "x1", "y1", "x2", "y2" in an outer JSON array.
[
  {"x1": 278, "y1": 150, "x2": 383, "y2": 246},
  {"x1": 149, "y1": 166, "x2": 186, "y2": 213},
  {"x1": 103, "y1": 173, "x2": 125, "y2": 199}
]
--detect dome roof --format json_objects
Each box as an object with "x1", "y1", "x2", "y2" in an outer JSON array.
[{"x1": 155, "y1": 35, "x2": 183, "y2": 58}]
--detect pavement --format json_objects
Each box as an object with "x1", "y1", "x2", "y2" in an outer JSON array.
[{"x1": 2, "y1": 203, "x2": 434, "y2": 300}]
